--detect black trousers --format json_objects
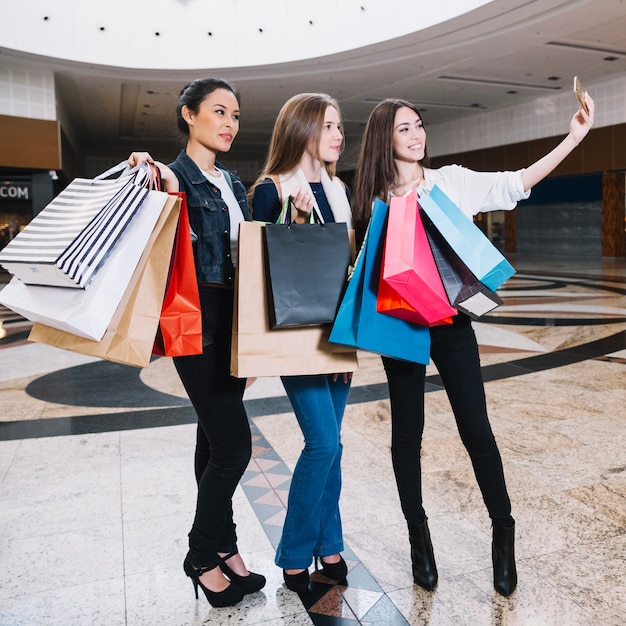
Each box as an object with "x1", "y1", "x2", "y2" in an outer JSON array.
[
  {"x1": 173, "y1": 286, "x2": 251, "y2": 569},
  {"x1": 383, "y1": 314, "x2": 512, "y2": 526}
]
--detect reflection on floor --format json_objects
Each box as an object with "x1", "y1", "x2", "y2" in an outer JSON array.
[{"x1": 0, "y1": 257, "x2": 625, "y2": 625}]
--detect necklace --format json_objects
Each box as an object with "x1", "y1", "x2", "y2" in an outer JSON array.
[{"x1": 203, "y1": 166, "x2": 220, "y2": 178}]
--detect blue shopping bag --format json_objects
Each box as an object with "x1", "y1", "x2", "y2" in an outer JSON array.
[
  {"x1": 418, "y1": 185, "x2": 515, "y2": 291},
  {"x1": 329, "y1": 199, "x2": 430, "y2": 364}
]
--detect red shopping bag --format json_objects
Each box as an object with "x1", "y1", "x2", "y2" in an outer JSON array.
[
  {"x1": 152, "y1": 193, "x2": 203, "y2": 357},
  {"x1": 377, "y1": 190, "x2": 456, "y2": 327}
]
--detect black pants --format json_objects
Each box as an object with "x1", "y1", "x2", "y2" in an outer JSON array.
[
  {"x1": 173, "y1": 286, "x2": 251, "y2": 570},
  {"x1": 383, "y1": 314, "x2": 512, "y2": 526}
]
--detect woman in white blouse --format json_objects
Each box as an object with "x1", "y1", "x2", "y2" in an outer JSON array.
[{"x1": 350, "y1": 91, "x2": 595, "y2": 597}]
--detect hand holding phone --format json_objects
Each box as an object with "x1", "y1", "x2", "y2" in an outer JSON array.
[{"x1": 573, "y1": 76, "x2": 589, "y2": 114}]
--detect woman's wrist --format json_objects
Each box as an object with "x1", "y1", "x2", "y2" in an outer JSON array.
[{"x1": 292, "y1": 206, "x2": 311, "y2": 223}]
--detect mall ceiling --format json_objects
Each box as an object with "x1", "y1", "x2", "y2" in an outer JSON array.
[{"x1": 1, "y1": 0, "x2": 625, "y2": 171}]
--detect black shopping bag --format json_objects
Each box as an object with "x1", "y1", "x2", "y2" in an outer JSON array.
[
  {"x1": 422, "y1": 211, "x2": 503, "y2": 319},
  {"x1": 263, "y1": 220, "x2": 352, "y2": 328}
]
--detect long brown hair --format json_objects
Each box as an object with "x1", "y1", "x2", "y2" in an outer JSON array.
[
  {"x1": 249, "y1": 93, "x2": 342, "y2": 200},
  {"x1": 351, "y1": 98, "x2": 430, "y2": 245}
]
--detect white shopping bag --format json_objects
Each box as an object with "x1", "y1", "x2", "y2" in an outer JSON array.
[{"x1": 0, "y1": 191, "x2": 175, "y2": 340}]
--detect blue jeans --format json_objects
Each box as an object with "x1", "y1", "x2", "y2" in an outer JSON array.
[{"x1": 275, "y1": 374, "x2": 351, "y2": 569}]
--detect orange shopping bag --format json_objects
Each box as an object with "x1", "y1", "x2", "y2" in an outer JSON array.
[{"x1": 152, "y1": 193, "x2": 203, "y2": 357}]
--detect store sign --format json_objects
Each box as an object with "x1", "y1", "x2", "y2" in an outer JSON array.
[{"x1": 0, "y1": 182, "x2": 30, "y2": 200}]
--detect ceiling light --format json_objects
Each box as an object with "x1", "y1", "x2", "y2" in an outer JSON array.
[
  {"x1": 361, "y1": 98, "x2": 486, "y2": 110},
  {"x1": 547, "y1": 41, "x2": 626, "y2": 56},
  {"x1": 438, "y1": 76, "x2": 562, "y2": 90}
]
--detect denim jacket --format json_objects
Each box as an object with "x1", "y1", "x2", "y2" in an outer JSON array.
[{"x1": 169, "y1": 150, "x2": 251, "y2": 286}]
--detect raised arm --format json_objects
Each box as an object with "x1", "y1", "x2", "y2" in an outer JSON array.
[{"x1": 521, "y1": 92, "x2": 595, "y2": 191}]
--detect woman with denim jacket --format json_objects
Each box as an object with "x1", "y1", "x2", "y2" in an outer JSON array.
[
  {"x1": 249, "y1": 93, "x2": 353, "y2": 594},
  {"x1": 129, "y1": 78, "x2": 265, "y2": 608}
]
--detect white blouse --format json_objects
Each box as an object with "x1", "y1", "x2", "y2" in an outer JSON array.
[{"x1": 419, "y1": 164, "x2": 531, "y2": 220}]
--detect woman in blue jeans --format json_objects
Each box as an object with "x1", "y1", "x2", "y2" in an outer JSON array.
[
  {"x1": 250, "y1": 93, "x2": 353, "y2": 593},
  {"x1": 351, "y1": 93, "x2": 594, "y2": 596}
]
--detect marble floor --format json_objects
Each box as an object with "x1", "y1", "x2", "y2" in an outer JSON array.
[{"x1": 0, "y1": 256, "x2": 625, "y2": 626}]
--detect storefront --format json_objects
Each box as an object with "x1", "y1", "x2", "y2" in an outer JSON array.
[{"x1": 0, "y1": 172, "x2": 55, "y2": 249}]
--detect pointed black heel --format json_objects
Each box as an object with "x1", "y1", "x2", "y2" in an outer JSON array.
[
  {"x1": 283, "y1": 568, "x2": 310, "y2": 593},
  {"x1": 407, "y1": 519, "x2": 438, "y2": 591},
  {"x1": 315, "y1": 555, "x2": 348, "y2": 581},
  {"x1": 492, "y1": 521, "x2": 517, "y2": 596},
  {"x1": 218, "y1": 551, "x2": 266, "y2": 594},
  {"x1": 183, "y1": 556, "x2": 245, "y2": 607}
]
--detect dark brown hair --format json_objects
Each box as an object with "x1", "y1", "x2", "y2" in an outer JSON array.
[
  {"x1": 351, "y1": 98, "x2": 430, "y2": 245},
  {"x1": 176, "y1": 78, "x2": 240, "y2": 137}
]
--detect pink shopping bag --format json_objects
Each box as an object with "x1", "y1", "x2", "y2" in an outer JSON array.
[{"x1": 377, "y1": 190, "x2": 456, "y2": 326}]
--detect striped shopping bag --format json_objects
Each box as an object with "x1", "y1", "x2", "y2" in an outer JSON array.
[{"x1": 0, "y1": 161, "x2": 159, "y2": 289}]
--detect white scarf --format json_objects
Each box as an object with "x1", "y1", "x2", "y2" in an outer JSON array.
[{"x1": 272, "y1": 167, "x2": 353, "y2": 228}]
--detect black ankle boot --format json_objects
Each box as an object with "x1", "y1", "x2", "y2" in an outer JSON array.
[
  {"x1": 492, "y1": 521, "x2": 517, "y2": 596},
  {"x1": 407, "y1": 519, "x2": 438, "y2": 591}
]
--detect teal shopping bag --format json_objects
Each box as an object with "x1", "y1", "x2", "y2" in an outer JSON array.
[
  {"x1": 419, "y1": 185, "x2": 515, "y2": 291},
  {"x1": 329, "y1": 199, "x2": 430, "y2": 364}
]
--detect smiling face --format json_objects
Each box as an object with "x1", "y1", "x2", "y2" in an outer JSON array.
[
  {"x1": 315, "y1": 105, "x2": 343, "y2": 164},
  {"x1": 392, "y1": 106, "x2": 426, "y2": 164},
  {"x1": 183, "y1": 87, "x2": 240, "y2": 154}
]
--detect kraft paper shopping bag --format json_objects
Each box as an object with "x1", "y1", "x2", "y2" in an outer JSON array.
[{"x1": 231, "y1": 221, "x2": 358, "y2": 378}]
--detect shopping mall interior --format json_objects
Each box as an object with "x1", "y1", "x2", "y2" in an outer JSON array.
[{"x1": 1, "y1": 1, "x2": 625, "y2": 624}]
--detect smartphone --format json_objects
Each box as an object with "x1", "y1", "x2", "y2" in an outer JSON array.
[{"x1": 573, "y1": 76, "x2": 589, "y2": 114}]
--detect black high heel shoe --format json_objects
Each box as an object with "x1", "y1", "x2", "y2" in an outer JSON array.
[
  {"x1": 283, "y1": 568, "x2": 310, "y2": 594},
  {"x1": 183, "y1": 555, "x2": 245, "y2": 607},
  {"x1": 315, "y1": 555, "x2": 348, "y2": 581},
  {"x1": 218, "y1": 551, "x2": 266, "y2": 594}
]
